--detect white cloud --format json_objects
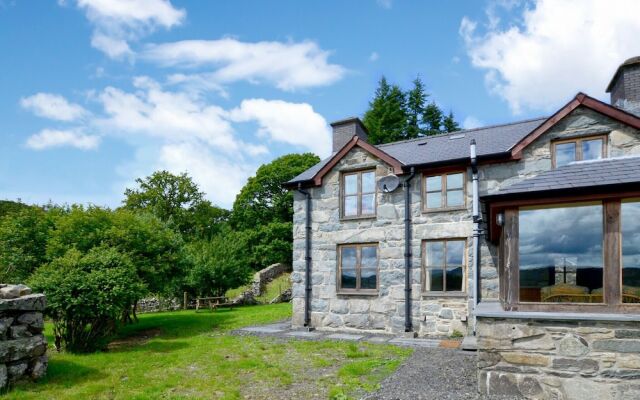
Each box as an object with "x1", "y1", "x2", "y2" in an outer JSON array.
[
  {"x1": 20, "y1": 93, "x2": 88, "y2": 121},
  {"x1": 22, "y1": 77, "x2": 331, "y2": 207},
  {"x1": 460, "y1": 0, "x2": 640, "y2": 114},
  {"x1": 377, "y1": 0, "x2": 393, "y2": 9},
  {"x1": 463, "y1": 116, "x2": 484, "y2": 130},
  {"x1": 72, "y1": 0, "x2": 185, "y2": 59},
  {"x1": 142, "y1": 38, "x2": 346, "y2": 91},
  {"x1": 91, "y1": 33, "x2": 133, "y2": 59},
  {"x1": 158, "y1": 142, "x2": 254, "y2": 207},
  {"x1": 369, "y1": 52, "x2": 379, "y2": 62},
  {"x1": 229, "y1": 99, "x2": 332, "y2": 157},
  {"x1": 26, "y1": 129, "x2": 100, "y2": 150},
  {"x1": 96, "y1": 77, "x2": 240, "y2": 153}
]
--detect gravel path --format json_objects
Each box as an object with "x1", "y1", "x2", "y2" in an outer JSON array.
[{"x1": 363, "y1": 348, "x2": 521, "y2": 400}]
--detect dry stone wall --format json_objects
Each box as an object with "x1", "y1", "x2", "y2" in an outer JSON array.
[
  {"x1": 0, "y1": 284, "x2": 47, "y2": 388},
  {"x1": 477, "y1": 316, "x2": 640, "y2": 399}
]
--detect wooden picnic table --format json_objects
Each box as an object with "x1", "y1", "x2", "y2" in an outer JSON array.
[{"x1": 195, "y1": 296, "x2": 234, "y2": 312}]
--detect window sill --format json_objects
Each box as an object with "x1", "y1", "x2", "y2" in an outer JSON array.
[
  {"x1": 339, "y1": 215, "x2": 377, "y2": 222},
  {"x1": 336, "y1": 291, "x2": 379, "y2": 297},
  {"x1": 421, "y1": 292, "x2": 467, "y2": 298},
  {"x1": 422, "y1": 206, "x2": 468, "y2": 214},
  {"x1": 475, "y1": 301, "x2": 640, "y2": 322}
]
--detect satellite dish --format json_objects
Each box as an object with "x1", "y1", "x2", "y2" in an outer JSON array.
[{"x1": 378, "y1": 175, "x2": 400, "y2": 193}]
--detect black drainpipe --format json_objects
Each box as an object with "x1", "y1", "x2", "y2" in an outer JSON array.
[
  {"x1": 297, "y1": 183, "x2": 312, "y2": 328},
  {"x1": 403, "y1": 167, "x2": 416, "y2": 332}
]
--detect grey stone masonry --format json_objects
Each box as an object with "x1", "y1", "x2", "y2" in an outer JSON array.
[
  {"x1": 0, "y1": 284, "x2": 47, "y2": 389},
  {"x1": 477, "y1": 316, "x2": 640, "y2": 399},
  {"x1": 292, "y1": 104, "x2": 640, "y2": 338}
]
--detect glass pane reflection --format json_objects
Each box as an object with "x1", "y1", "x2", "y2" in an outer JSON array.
[
  {"x1": 622, "y1": 201, "x2": 640, "y2": 303},
  {"x1": 582, "y1": 139, "x2": 603, "y2": 161},
  {"x1": 555, "y1": 142, "x2": 576, "y2": 167},
  {"x1": 519, "y1": 203, "x2": 603, "y2": 303}
]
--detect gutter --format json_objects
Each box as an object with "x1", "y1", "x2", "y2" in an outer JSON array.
[
  {"x1": 470, "y1": 139, "x2": 482, "y2": 335},
  {"x1": 296, "y1": 183, "x2": 313, "y2": 328},
  {"x1": 403, "y1": 167, "x2": 416, "y2": 332}
]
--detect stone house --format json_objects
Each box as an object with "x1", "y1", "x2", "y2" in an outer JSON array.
[{"x1": 285, "y1": 57, "x2": 640, "y2": 399}]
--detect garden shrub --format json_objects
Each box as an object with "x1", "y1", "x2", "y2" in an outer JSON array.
[{"x1": 29, "y1": 246, "x2": 145, "y2": 352}]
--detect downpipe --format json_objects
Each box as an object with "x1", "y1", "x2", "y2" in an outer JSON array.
[
  {"x1": 470, "y1": 139, "x2": 482, "y2": 335},
  {"x1": 403, "y1": 167, "x2": 416, "y2": 332},
  {"x1": 297, "y1": 183, "x2": 312, "y2": 328}
]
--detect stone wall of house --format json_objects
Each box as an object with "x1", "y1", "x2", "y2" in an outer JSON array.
[
  {"x1": 291, "y1": 105, "x2": 640, "y2": 336},
  {"x1": 292, "y1": 147, "x2": 473, "y2": 337},
  {"x1": 477, "y1": 316, "x2": 640, "y2": 399},
  {"x1": 0, "y1": 285, "x2": 47, "y2": 389}
]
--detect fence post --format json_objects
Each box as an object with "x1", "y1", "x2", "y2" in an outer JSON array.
[{"x1": 183, "y1": 292, "x2": 188, "y2": 310}]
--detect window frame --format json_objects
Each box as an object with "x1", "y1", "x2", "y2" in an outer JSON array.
[
  {"x1": 340, "y1": 169, "x2": 377, "y2": 220},
  {"x1": 498, "y1": 195, "x2": 640, "y2": 313},
  {"x1": 422, "y1": 171, "x2": 467, "y2": 212},
  {"x1": 422, "y1": 238, "x2": 467, "y2": 297},
  {"x1": 337, "y1": 243, "x2": 379, "y2": 295},
  {"x1": 551, "y1": 134, "x2": 608, "y2": 168}
]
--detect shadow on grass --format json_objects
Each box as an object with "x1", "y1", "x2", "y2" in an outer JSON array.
[{"x1": 10, "y1": 359, "x2": 106, "y2": 393}]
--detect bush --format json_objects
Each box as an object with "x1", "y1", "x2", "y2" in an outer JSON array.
[
  {"x1": 185, "y1": 231, "x2": 253, "y2": 297},
  {"x1": 29, "y1": 247, "x2": 145, "y2": 352},
  {"x1": 0, "y1": 207, "x2": 55, "y2": 283}
]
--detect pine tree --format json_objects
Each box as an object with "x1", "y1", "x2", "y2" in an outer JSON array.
[
  {"x1": 363, "y1": 75, "x2": 460, "y2": 144},
  {"x1": 406, "y1": 77, "x2": 427, "y2": 138},
  {"x1": 363, "y1": 77, "x2": 408, "y2": 144},
  {"x1": 422, "y1": 102, "x2": 443, "y2": 136},
  {"x1": 443, "y1": 111, "x2": 460, "y2": 132}
]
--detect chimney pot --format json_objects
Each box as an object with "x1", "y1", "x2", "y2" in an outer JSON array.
[
  {"x1": 606, "y1": 56, "x2": 640, "y2": 116},
  {"x1": 330, "y1": 117, "x2": 369, "y2": 153}
]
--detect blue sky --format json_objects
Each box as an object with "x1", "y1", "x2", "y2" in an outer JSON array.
[{"x1": 1, "y1": 0, "x2": 639, "y2": 208}]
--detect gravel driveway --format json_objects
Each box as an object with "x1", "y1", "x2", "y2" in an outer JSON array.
[{"x1": 363, "y1": 347, "x2": 521, "y2": 400}]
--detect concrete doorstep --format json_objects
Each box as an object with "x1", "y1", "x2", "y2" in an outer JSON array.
[{"x1": 235, "y1": 320, "x2": 463, "y2": 349}]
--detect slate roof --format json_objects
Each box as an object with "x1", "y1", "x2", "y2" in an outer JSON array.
[
  {"x1": 287, "y1": 117, "x2": 547, "y2": 185},
  {"x1": 484, "y1": 156, "x2": 640, "y2": 199}
]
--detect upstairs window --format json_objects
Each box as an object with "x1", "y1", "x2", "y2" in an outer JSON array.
[
  {"x1": 552, "y1": 136, "x2": 606, "y2": 168},
  {"x1": 342, "y1": 170, "x2": 376, "y2": 218},
  {"x1": 424, "y1": 172, "x2": 465, "y2": 211}
]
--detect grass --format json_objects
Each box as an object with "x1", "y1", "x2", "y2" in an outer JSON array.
[
  {"x1": 226, "y1": 273, "x2": 292, "y2": 304},
  {"x1": 8, "y1": 304, "x2": 411, "y2": 400}
]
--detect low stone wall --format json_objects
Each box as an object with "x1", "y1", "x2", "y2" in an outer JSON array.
[
  {"x1": 0, "y1": 285, "x2": 47, "y2": 388},
  {"x1": 232, "y1": 263, "x2": 291, "y2": 305},
  {"x1": 251, "y1": 263, "x2": 291, "y2": 297},
  {"x1": 477, "y1": 316, "x2": 640, "y2": 399},
  {"x1": 137, "y1": 297, "x2": 181, "y2": 314}
]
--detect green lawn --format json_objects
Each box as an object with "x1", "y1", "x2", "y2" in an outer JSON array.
[{"x1": 8, "y1": 304, "x2": 411, "y2": 400}]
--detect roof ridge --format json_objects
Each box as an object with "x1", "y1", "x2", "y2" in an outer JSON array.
[{"x1": 376, "y1": 116, "x2": 548, "y2": 148}]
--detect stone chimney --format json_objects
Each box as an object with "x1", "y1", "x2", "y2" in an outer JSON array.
[
  {"x1": 330, "y1": 117, "x2": 369, "y2": 153},
  {"x1": 606, "y1": 56, "x2": 640, "y2": 116}
]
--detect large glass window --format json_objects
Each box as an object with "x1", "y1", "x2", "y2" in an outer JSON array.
[
  {"x1": 553, "y1": 136, "x2": 605, "y2": 167},
  {"x1": 424, "y1": 239, "x2": 465, "y2": 293},
  {"x1": 519, "y1": 203, "x2": 603, "y2": 303},
  {"x1": 338, "y1": 244, "x2": 378, "y2": 293},
  {"x1": 622, "y1": 200, "x2": 640, "y2": 303},
  {"x1": 424, "y1": 172, "x2": 465, "y2": 210},
  {"x1": 342, "y1": 170, "x2": 376, "y2": 218}
]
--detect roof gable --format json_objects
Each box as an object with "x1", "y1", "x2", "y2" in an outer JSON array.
[
  {"x1": 285, "y1": 136, "x2": 404, "y2": 188},
  {"x1": 510, "y1": 93, "x2": 640, "y2": 158}
]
